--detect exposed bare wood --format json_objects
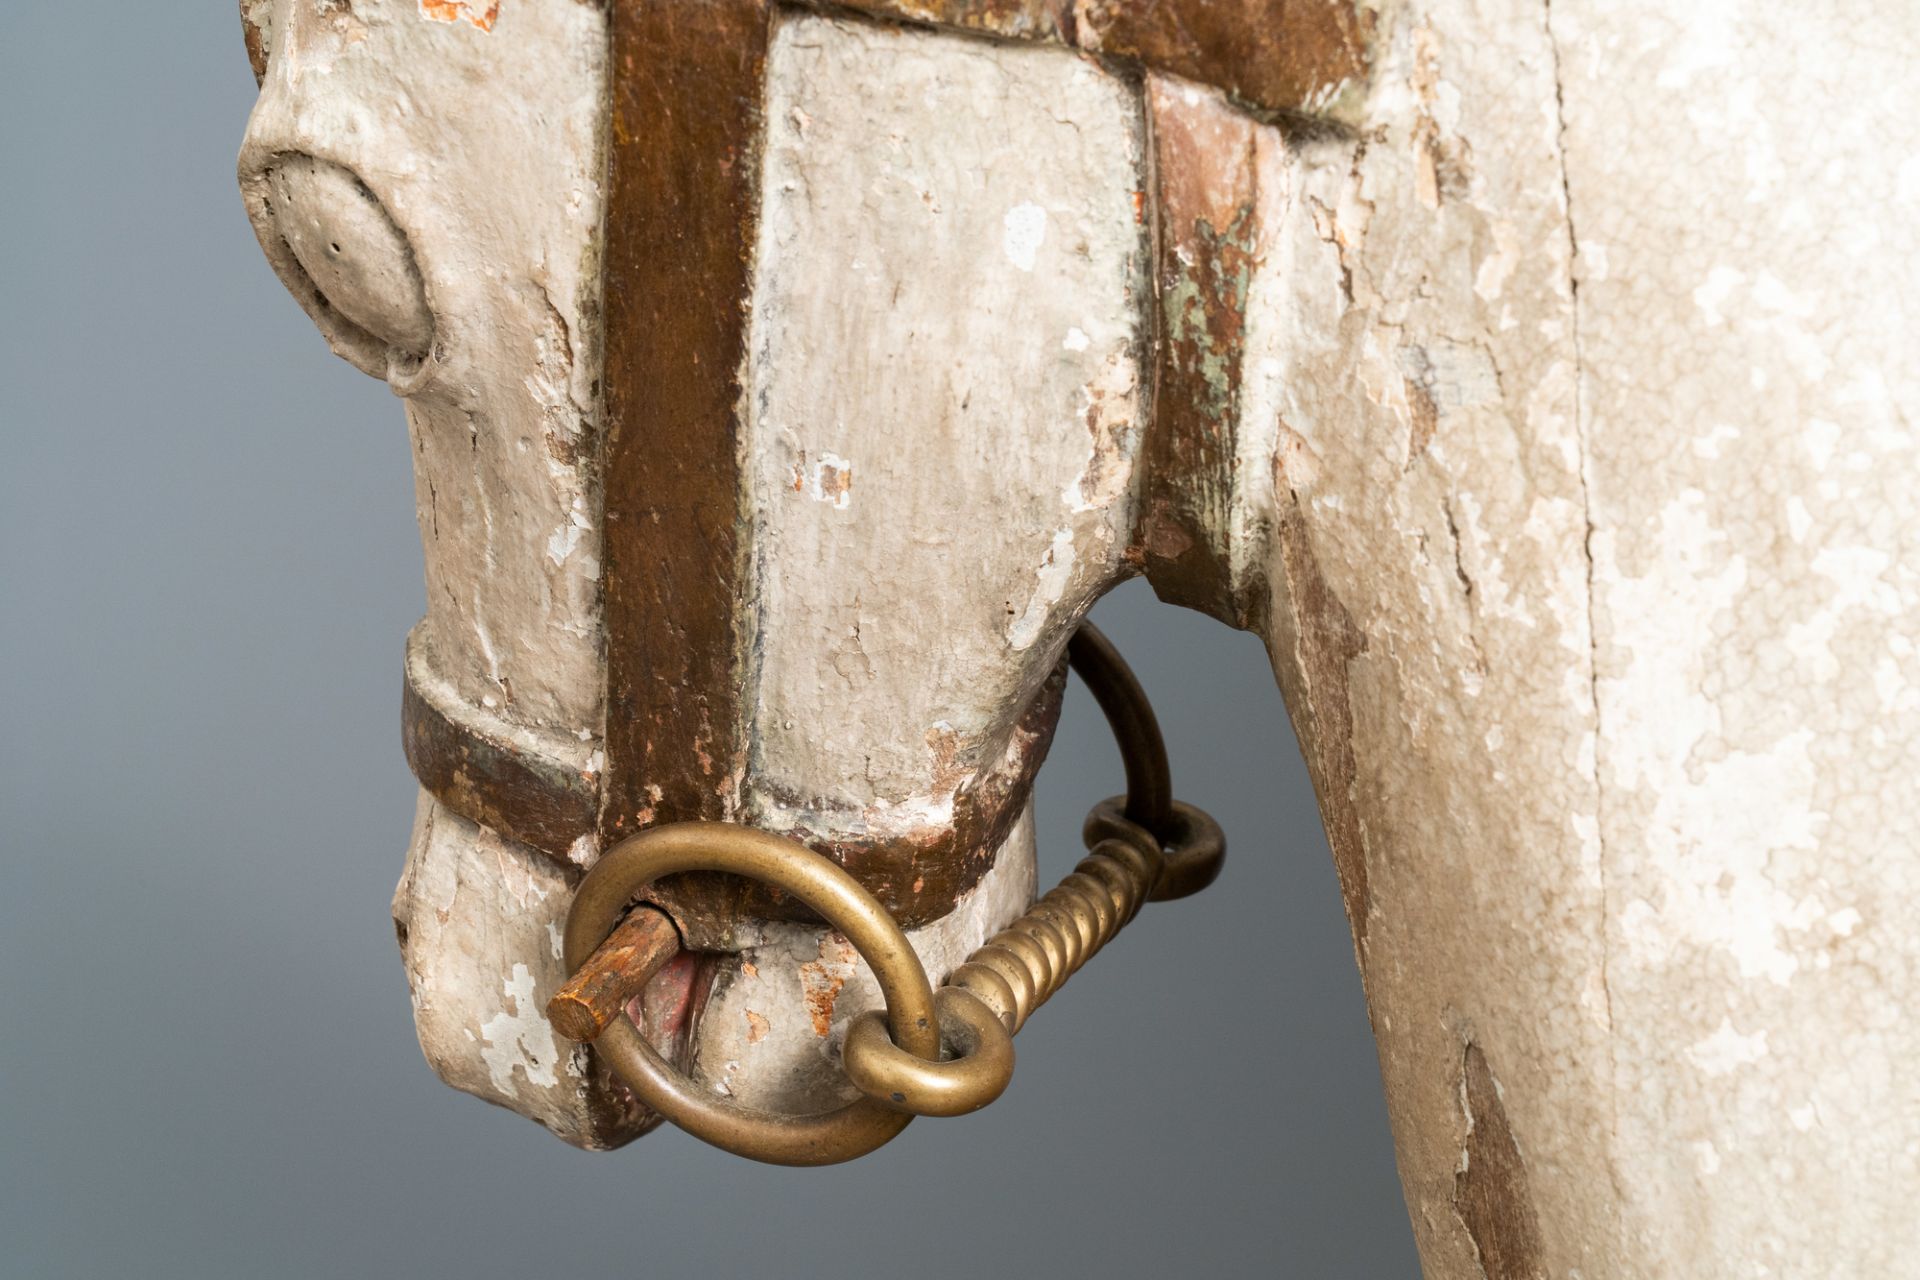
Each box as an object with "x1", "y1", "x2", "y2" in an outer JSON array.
[
  {"x1": 238, "y1": 0, "x2": 270, "y2": 84},
  {"x1": 1138, "y1": 74, "x2": 1282, "y2": 624},
  {"x1": 1454, "y1": 1043, "x2": 1546, "y2": 1279},
  {"x1": 391, "y1": 796, "x2": 658, "y2": 1150},
  {"x1": 546, "y1": 906, "x2": 683, "y2": 1043},
  {"x1": 241, "y1": 5, "x2": 1920, "y2": 1270}
]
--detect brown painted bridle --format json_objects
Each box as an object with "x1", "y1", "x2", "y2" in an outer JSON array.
[
  {"x1": 369, "y1": 0, "x2": 1373, "y2": 1161},
  {"x1": 393, "y1": 0, "x2": 1373, "y2": 943}
]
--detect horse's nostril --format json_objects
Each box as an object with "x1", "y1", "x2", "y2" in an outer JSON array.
[{"x1": 263, "y1": 154, "x2": 434, "y2": 360}]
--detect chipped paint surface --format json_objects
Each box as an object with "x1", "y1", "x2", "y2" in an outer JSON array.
[
  {"x1": 1142, "y1": 72, "x2": 1295, "y2": 621},
  {"x1": 420, "y1": 0, "x2": 499, "y2": 31},
  {"x1": 240, "y1": 1, "x2": 627, "y2": 1147},
  {"x1": 1216, "y1": 3, "x2": 1608, "y2": 1272},
  {"x1": 1001, "y1": 202, "x2": 1048, "y2": 271},
  {"x1": 391, "y1": 793, "x2": 652, "y2": 1149},
  {"x1": 793, "y1": 451, "x2": 853, "y2": 509},
  {"x1": 246, "y1": 4, "x2": 1920, "y2": 1255},
  {"x1": 1238, "y1": 1, "x2": 1920, "y2": 1273},
  {"x1": 1452, "y1": 1043, "x2": 1545, "y2": 1279},
  {"x1": 797, "y1": 935, "x2": 855, "y2": 1037},
  {"x1": 744, "y1": 16, "x2": 1147, "y2": 838},
  {"x1": 393, "y1": 790, "x2": 1035, "y2": 1139},
  {"x1": 1006, "y1": 529, "x2": 1077, "y2": 650},
  {"x1": 478, "y1": 963, "x2": 561, "y2": 1092},
  {"x1": 1553, "y1": 2, "x2": 1920, "y2": 1269},
  {"x1": 239, "y1": 0, "x2": 608, "y2": 739}
]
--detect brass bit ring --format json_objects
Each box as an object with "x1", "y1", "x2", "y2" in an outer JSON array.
[
  {"x1": 557, "y1": 622, "x2": 1227, "y2": 1156},
  {"x1": 562, "y1": 822, "x2": 940, "y2": 1167}
]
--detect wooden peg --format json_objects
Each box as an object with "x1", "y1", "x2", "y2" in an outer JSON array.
[{"x1": 546, "y1": 905, "x2": 682, "y2": 1043}]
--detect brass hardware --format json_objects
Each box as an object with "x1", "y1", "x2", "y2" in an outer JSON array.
[
  {"x1": 842, "y1": 986, "x2": 1014, "y2": 1116},
  {"x1": 560, "y1": 823, "x2": 940, "y2": 1167},
  {"x1": 1084, "y1": 796, "x2": 1226, "y2": 902},
  {"x1": 841, "y1": 826, "x2": 1163, "y2": 1115},
  {"x1": 1067, "y1": 624, "x2": 1173, "y2": 833},
  {"x1": 1067, "y1": 623, "x2": 1225, "y2": 900},
  {"x1": 553, "y1": 622, "x2": 1224, "y2": 1164}
]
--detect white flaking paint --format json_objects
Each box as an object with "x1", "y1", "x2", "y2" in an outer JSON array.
[
  {"x1": 1686, "y1": 1018, "x2": 1770, "y2": 1077},
  {"x1": 394, "y1": 788, "x2": 1038, "y2": 1145},
  {"x1": 1006, "y1": 528, "x2": 1076, "y2": 651},
  {"x1": 246, "y1": 8, "x2": 1920, "y2": 1267},
  {"x1": 391, "y1": 793, "x2": 648, "y2": 1149},
  {"x1": 1242, "y1": 2, "x2": 1920, "y2": 1272},
  {"x1": 1002, "y1": 201, "x2": 1048, "y2": 272},
  {"x1": 479, "y1": 963, "x2": 562, "y2": 1094},
  {"x1": 802, "y1": 451, "x2": 854, "y2": 509},
  {"x1": 744, "y1": 17, "x2": 1146, "y2": 825}
]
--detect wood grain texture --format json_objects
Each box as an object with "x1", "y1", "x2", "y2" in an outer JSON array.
[
  {"x1": 1454, "y1": 1043, "x2": 1546, "y2": 1280},
  {"x1": 546, "y1": 905, "x2": 682, "y2": 1043},
  {"x1": 1266, "y1": 511, "x2": 1370, "y2": 952},
  {"x1": 1138, "y1": 75, "x2": 1284, "y2": 624}
]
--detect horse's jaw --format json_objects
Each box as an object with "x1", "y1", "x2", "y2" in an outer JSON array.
[{"x1": 238, "y1": 1, "x2": 1151, "y2": 1145}]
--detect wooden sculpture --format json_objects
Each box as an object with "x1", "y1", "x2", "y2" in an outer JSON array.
[{"x1": 239, "y1": 2, "x2": 1920, "y2": 1273}]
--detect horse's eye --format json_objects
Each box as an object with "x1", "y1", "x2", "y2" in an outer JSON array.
[{"x1": 263, "y1": 155, "x2": 435, "y2": 365}]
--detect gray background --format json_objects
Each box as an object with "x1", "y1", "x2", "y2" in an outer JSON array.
[{"x1": 0, "y1": 6, "x2": 1416, "y2": 1276}]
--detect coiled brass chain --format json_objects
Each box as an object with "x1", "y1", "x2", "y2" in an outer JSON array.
[
  {"x1": 554, "y1": 622, "x2": 1223, "y2": 1165},
  {"x1": 840, "y1": 814, "x2": 1168, "y2": 1116}
]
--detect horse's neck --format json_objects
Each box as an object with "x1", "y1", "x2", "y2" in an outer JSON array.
[{"x1": 243, "y1": 1, "x2": 1920, "y2": 1273}]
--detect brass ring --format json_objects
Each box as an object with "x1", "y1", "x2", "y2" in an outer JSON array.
[
  {"x1": 1068, "y1": 624, "x2": 1173, "y2": 833},
  {"x1": 1083, "y1": 796, "x2": 1226, "y2": 902},
  {"x1": 561, "y1": 822, "x2": 939, "y2": 1167},
  {"x1": 843, "y1": 987, "x2": 1014, "y2": 1116},
  {"x1": 1070, "y1": 623, "x2": 1225, "y2": 900}
]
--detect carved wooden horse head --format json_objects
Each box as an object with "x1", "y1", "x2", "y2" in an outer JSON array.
[
  {"x1": 237, "y1": 0, "x2": 1364, "y2": 1142},
  {"x1": 240, "y1": 0, "x2": 1920, "y2": 1272}
]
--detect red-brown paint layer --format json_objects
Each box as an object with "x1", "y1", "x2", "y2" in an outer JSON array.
[
  {"x1": 402, "y1": 667, "x2": 602, "y2": 863},
  {"x1": 1137, "y1": 75, "x2": 1280, "y2": 625},
  {"x1": 820, "y1": 0, "x2": 1374, "y2": 118},
  {"x1": 597, "y1": 0, "x2": 768, "y2": 854}
]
